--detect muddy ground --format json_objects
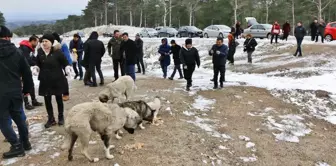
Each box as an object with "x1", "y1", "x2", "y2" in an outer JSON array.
[{"x1": 1, "y1": 44, "x2": 336, "y2": 166}]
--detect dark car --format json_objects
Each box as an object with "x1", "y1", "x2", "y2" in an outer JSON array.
[
  {"x1": 103, "y1": 32, "x2": 113, "y2": 37},
  {"x1": 177, "y1": 26, "x2": 203, "y2": 38},
  {"x1": 157, "y1": 27, "x2": 178, "y2": 37}
]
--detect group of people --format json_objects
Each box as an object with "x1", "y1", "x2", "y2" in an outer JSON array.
[{"x1": 310, "y1": 19, "x2": 326, "y2": 43}]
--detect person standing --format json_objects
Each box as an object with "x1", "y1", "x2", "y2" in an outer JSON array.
[
  {"x1": 108, "y1": 30, "x2": 125, "y2": 80},
  {"x1": 316, "y1": 20, "x2": 326, "y2": 43},
  {"x1": 282, "y1": 21, "x2": 291, "y2": 41},
  {"x1": 82, "y1": 34, "x2": 94, "y2": 86},
  {"x1": 0, "y1": 25, "x2": 33, "y2": 158},
  {"x1": 235, "y1": 21, "x2": 241, "y2": 39},
  {"x1": 243, "y1": 34, "x2": 258, "y2": 63},
  {"x1": 180, "y1": 39, "x2": 200, "y2": 91},
  {"x1": 227, "y1": 31, "x2": 237, "y2": 65},
  {"x1": 120, "y1": 33, "x2": 137, "y2": 81},
  {"x1": 69, "y1": 33, "x2": 84, "y2": 80},
  {"x1": 209, "y1": 37, "x2": 228, "y2": 89},
  {"x1": 83, "y1": 31, "x2": 106, "y2": 87},
  {"x1": 52, "y1": 32, "x2": 72, "y2": 101},
  {"x1": 271, "y1": 21, "x2": 281, "y2": 44},
  {"x1": 135, "y1": 34, "x2": 145, "y2": 74},
  {"x1": 310, "y1": 19, "x2": 318, "y2": 41},
  {"x1": 158, "y1": 38, "x2": 171, "y2": 79},
  {"x1": 294, "y1": 22, "x2": 306, "y2": 57},
  {"x1": 19, "y1": 36, "x2": 43, "y2": 110},
  {"x1": 168, "y1": 40, "x2": 183, "y2": 80},
  {"x1": 34, "y1": 34, "x2": 71, "y2": 128}
]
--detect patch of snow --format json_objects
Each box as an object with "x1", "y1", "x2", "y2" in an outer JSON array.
[
  {"x1": 50, "y1": 152, "x2": 60, "y2": 159},
  {"x1": 165, "y1": 107, "x2": 171, "y2": 111},
  {"x1": 114, "y1": 163, "x2": 120, "y2": 166},
  {"x1": 315, "y1": 162, "x2": 330, "y2": 166},
  {"x1": 183, "y1": 111, "x2": 196, "y2": 116},
  {"x1": 218, "y1": 145, "x2": 229, "y2": 150},
  {"x1": 235, "y1": 95, "x2": 243, "y2": 99},
  {"x1": 246, "y1": 142, "x2": 255, "y2": 148},
  {"x1": 239, "y1": 154, "x2": 258, "y2": 162},
  {"x1": 89, "y1": 141, "x2": 97, "y2": 144},
  {"x1": 238, "y1": 135, "x2": 251, "y2": 141},
  {"x1": 192, "y1": 95, "x2": 216, "y2": 111},
  {"x1": 1, "y1": 158, "x2": 19, "y2": 166}
]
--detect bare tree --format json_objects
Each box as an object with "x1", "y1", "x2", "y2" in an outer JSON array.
[
  {"x1": 265, "y1": 0, "x2": 273, "y2": 23},
  {"x1": 308, "y1": 0, "x2": 335, "y2": 20},
  {"x1": 181, "y1": 0, "x2": 201, "y2": 26},
  {"x1": 230, "y1": 0, "x2": 247, "y2": 24}
]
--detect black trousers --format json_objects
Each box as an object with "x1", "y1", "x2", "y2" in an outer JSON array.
[
  {"x1": 136, "y1": 55, "x2": 145, "y2": 73},
  {"x1": 213, "y1": 65, "x2": 226, "y2": 86},
  {"x1": 283, "y1": 33, "x2": 289, "y2": 41},
  {"x1": 227, "y1": 48, "x2": 236, "y2": 64},
  {"x1": 271, "y1": 34, "x2": 279, "y2": 44},
  {"x1": 23, "y1": 85, "x2": 37, "y2": 105},
  {"x1": 44, "y1": 95, "x2": 63, "y2": 122},
  {"x1": 170, "y1": 64, "x2": 183, "y2": 78},
  {"x1": 113, "y1": 58, "x2": 125, "y2": 80},
  {"x1": 315, "y1": 33, "x2": 324, "y2": 43},
  {"x1": 89, "y1": 62, "x2": 104, "y2": 84},
  {"x1": 183, "y1": 64, "x2": 195, "y2": 87},
  {"x1": 83, "y1": 67, "x2": 91, "y2": 84},
  {"x1": 311, "y1": 32, "x2": 316, "y2": 41}
]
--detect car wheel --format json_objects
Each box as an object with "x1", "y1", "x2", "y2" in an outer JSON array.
[
  {"x1": 219, "y1": 33, "x2": 223, "y2": 38},
  {"x1": 204, "y1": 33, "x2": 209, "y2": 38},
  {"x1": 188, "y1": 33, "x2": 192, "y2": 38},
  {"x1": 325, "y1": 35, "x2": 333, "y2": 42},
  {"x1": 266, "y1": 33, "x2": 271, "y2": 39}
]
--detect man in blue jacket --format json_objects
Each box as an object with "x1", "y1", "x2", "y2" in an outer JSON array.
[
  {"x1": 158, "y1": 38, "x2": 171, "y2": 79},
  {"x1": 69, "y1": 33, "x2": 84, "y2": 80},
  {"x1": 294, "y1": 22, "x2": 306, "y2": 57},
  {"x1": 209, "y1": 37, "x2": 228, "y2": 89}
]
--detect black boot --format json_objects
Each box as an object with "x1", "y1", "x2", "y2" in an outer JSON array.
[
  {"x1": 168, "y1": 77, "x2": 173, "y2": 80},
  {"x1": 25, "y1": 104, "x2": 34, "y2": 110},
  {"x1": 3, "y1": 143, "x2": 25, "y2": 159},
  {"x1": 90, "y1": 83, "x2": 98, "y2": 87},
  {"x1": 58, "y1": 115, "x2": 64, "y2": 126},
  {"x1": 186, "y1": 85, "x2": 190, "y2": 91},
  {"x1": 213, "y1": 82, "x2": 218, "y2": 89},
  {"x1": 44, "y1": 118, "x2": 56, "y2": 129},
  {"x1": 32, "y1": 100, "x2": 43, "y2": 107},
  {"x1": 220, "y1": 82, "x2": 224, "y2": 88},
  {"x1": 21, "y1": 140, "x2": 32, "y2": 151}
]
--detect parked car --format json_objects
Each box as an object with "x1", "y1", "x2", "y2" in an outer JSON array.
[
  {"x1": 245, "y1": 17, "x2": 258, "y2": 27},
  {"x1": 242, "y1": 24, "x2": 275, "y2": 39},
  {"x1": 203, "y1": 25, "x2": 231, "y2": 38},
  {"x1": 103, "y1": 32, "x2": 113, "y2": 37},
  {"x1": 157, "y1": 27, "x2": 178, "y2": 37},
  {"x1": 324, "y1": 22, "x2": 336, "y2": 42},
  {"x1": 155, "y1": 26, "x2": 164, "y2": 31},
  {"x1": 139, "y1": 28, "x2": 158, "y2": 38},
  {"x1": 177, "y1": 26, "x2": 203, "y2": 38}
]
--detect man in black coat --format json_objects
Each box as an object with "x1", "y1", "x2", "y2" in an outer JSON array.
[
  {"x1": 19, "y1": 35, "x2": 43, "y2": 110},
  {"x1": 294, "y1": 22, "x2": 306, "y2": 57},
  {"x1": 0, "y1": 25, "x2": 33, "y2": 159},
  {"x1": 83, "y1": 31, "x2": 106, "y2": 87},
  {"x1": 121, "y1": 33, "x2": 137, "y2": 81},
  {"x1": 310, "y1": 19, "x2": 318, "y2": 41},
  {"x1": 168, "y1": 40, "x2": 183, "y2": 80},
  {"x1": 135, "y1": 34, "x2": 145, "y2": 74}
]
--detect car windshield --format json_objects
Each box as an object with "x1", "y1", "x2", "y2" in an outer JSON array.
[
  {"x1": 187, "y1": 26, "x2": 199, "y2": 31},
  {"x1": 146, "y1": 28, "x2": 156, "y2": 32},
  {"x1": 216, "y1": 25, "x2": 231, "y2": 30},
  {"x1": 166, "y1": 28, "x2": 177, "y2": 32},
  {"x1": 261, "y1": 24, "x2": 272, "y2": 29}
]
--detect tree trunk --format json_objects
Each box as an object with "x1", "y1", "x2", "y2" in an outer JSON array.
[
  {"x1": 145, "y1": 13, "x2": 147, "y2": 27},
  {"x1": 115, "y1": 4, "x2": 118, "y2": 25},
  {"x1": 234, "y1": 0, "x2": 237, "y2": 24},
  {"x1": 100, "y1": 12, "x2": 103, "y2": 25},
  {"x1": 266, "y1": 3, "x2": 269, "y2": 23},
  {"x1": 105, "y1": 0, "x2": 108, "y2": 25},
  {"x1": 169, "y1": 0, "x2": 172, "y2": 27},
  {"x1": 318, "y1": 0, "x2": 322, "y2": 20},
  {"x1": 292, "y1": 0, "x2": 295, "y2": 35},
  {"x1": 129, "y1": 10, "x2": 133, "y2": 26},
  {"x1": 140, "y1": 8, "x2": 143, "y2": 27},
  {"x1": 189, "y1": 6, "x2": 193, "y2": 26},
  {"x1": 94, "y1": 13, "x2": 97, "y2": 27},
  {"x1": 163, "y1": 2, "x2": 167, "y2": 27}
]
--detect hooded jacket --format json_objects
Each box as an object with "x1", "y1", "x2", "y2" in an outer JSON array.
[
  {"x1": 19, "y1": 40, "x2": 37, "y2": 66},
  {"x1": 0, "y1": 39, "x2": 33, "y2": 112},
  {"x1": 84, "y1": 32, "x2": 106, "y2": 64},
  {"x1": 158, "y1": 38, "x2": 171, "y2": 66},
  {"x1": 179, "y1": 46, "x2": 200, "y2": 67},
  {"x1": 170, "y1": 44, "x2": 181, "y2": 65}
]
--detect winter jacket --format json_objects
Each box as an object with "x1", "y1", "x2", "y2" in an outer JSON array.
[
  {"x1": 135, "y1": 38, "x2": 144, "y2": 57},
  {"x1": 235, "y1": 23, "x2": 241, "y2": 35},
  {"x1": 282, "y1": 23, "x2": 291, "y2": 34},
  {"x1": 158, "y1": 38, "x2": 171, "y2": 66},
  {"x1": 243, "y1": 38, "x2": 258, "y2": 52},
  {"x1": 317, "y1": 23, "x2": 326, "y2": 35},
  {"x1": 170, "y1": 44, "x2": 181, "y2": 65},
  {"x1": 120, "y1": 39, "x2": 137, "y2": 65},
  {"x1": 19, "y1": 40, "x2": 37, "y2": 66},
  {"x1": 107, "y1": 37, "x2": 123, "y2": 59},
  {"x1": 0, "y1": 39, "x2": 34, "y2": 113},
  {"x1": 294, "y1": 26, "x2": 306, "y2": 39},
  {"x1": 271, "y1": 23, "x2": 281, "y2": 34},
  {"x1": 179, "y1": 46, "x2": 200, "y2": 67},
  {"x1": 84, "y1": 39, "x2": 106, "y2": 64},
  {"x1": 69, "y1": 39, "x2": 84, "y2": 57},
  {"x1": 36, "y1": 43, "x2": 69, "y2": 96},
  {"x1": 209, "y1": 44, "x2": 228, "y2": 66},
  {"x1": 59, "y1": 40, "x2": 72, "y2": 65},
  {"x1": 310, "y1": 22, "x2": 318, "y2": 34}
]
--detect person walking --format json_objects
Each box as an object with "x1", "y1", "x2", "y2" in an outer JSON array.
[
  {"x1": 0, "y1": 25, "x2": 33, "y2": 159},
  {"x1": 227, "y1": 30, "x2": 237, "y2": 65},
  {"x1": 83, "y1": 31, "x2": 106, "y2": 87},
  {"x1": 270, "y1": 21, "x2": 281, "y2": 44},
  {"x1": 121, "y1": 33, "x2": 137, "y2": 81},
  {"x1": 294, "y1": 22, "x2": 306, "y2": 57},
  {"x1": 209, "y1": 37, "x2": 228, "y2": 89},
  {"x1": 135, "y1": 34, "x2": 145, "y2": 74},
  {"x1": 33, "y1": 34, "x2": 71, "y2": 128},
  {"x1": 243, "y1": 34, "x2": 258, "y2": 63},
  {"x1": 316, "y1": 20, "x2": 326, "y2": 43},
  {"x1": 69, "y1": 33, "x2": 84, "y2": 80},
  {"x1": 52, "y1": 32, "x2": 72, "y2": 101},
  {"x1": 158, "y1": 38, "x2": 171, "y2": 79},
  {"x1": 108, "y1": 30, "x2": 125, "y2": 81},
  {"x1": 235, "y1": 21, "x2": 241, "y2": 39},
  {"x1": 19, "y1": 35, "x2": 43, "y2": 110},
  {"x1": 310, "y1": 19, "x2": 318, "y2": 41},
  {"x1": 282, "y1": 21, "x2": 291, "y2": 41},
  {"x1": 168, "y1": 40, "x2": 183, "y2": 80},
  {"x1": 180, "y1": 39, "x2": 200, "y2": 91}
]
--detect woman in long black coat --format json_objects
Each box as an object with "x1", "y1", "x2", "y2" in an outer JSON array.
[{"x1": 34, "y1": 34, "x2": 70, "y2": 128}]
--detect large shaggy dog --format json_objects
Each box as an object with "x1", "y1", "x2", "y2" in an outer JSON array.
[
  {"x1": 61, "y1": 102, "x2": 142, "y2": 162},
  {"x1": 99, "y1": 76, "x2": 136, "y2": 103}
]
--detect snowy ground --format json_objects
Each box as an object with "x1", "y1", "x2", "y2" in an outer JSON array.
[{"x1": 1, "y1": 34, "x2": 336, "y2": 166}]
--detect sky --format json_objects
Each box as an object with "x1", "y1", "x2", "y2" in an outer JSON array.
[{"x1": 0, "y1": 0, "x2": 89, "y2": 21}]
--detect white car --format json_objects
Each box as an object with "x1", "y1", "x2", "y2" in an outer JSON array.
[
  {"x1": 203, "y1": 25, "x2": 232, "y2": 38},
  {"x1": 243, "y1": 24, "x2": 282, "y2": 39},
  {"x1": 139, "y1": 28, "x2": 158, "y2": 38}
]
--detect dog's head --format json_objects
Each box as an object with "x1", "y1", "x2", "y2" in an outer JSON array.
[
  {"x1": 137, "y1": 101, "x2": 157, "y2": 123},
  {"x1": 99, "y1": 94, "x2": 109, "y2": 103},
  {"x1": 123, "y1": 107, "x2": 142, "y2": 134}
]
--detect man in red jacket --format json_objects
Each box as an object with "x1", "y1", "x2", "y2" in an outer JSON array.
[
  {"x1": 282, "y1": 21, "x2": 291, "y2": 41},
  {"x1": 271, "y1": 21, "x2": 281, "y2": 44}
]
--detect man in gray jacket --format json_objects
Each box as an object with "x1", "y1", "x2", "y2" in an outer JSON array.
[{"x1": 107, "y1": 30, "x2": 125, "y2": 80}]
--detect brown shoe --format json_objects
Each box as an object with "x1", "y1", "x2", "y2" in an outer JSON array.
[{"x1": 62, "y1": 95, "x2": 69, "y2": 101}]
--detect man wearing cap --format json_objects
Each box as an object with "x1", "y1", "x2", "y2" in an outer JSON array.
[{"x1": 0, "y1": 25, "x2": 34, "y2": 158}]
